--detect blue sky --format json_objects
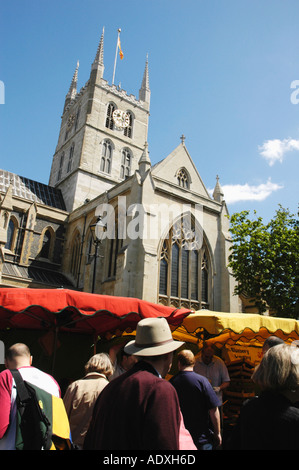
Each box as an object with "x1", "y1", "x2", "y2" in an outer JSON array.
[{"x1": 0, "y1": 0, "x2": 299, "y2": 222}]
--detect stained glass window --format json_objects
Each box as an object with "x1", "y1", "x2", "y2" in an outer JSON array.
[{"x1": 159, "y1": 215, "x2": 210, "y2": 308}]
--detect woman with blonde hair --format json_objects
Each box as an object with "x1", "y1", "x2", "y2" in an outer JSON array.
[
  {"x1": 228, "y1": 344, "x2": 299, "y2": 449},
  {"x1": 63, "y1": 353, "x2": 113, "y2": 448}
]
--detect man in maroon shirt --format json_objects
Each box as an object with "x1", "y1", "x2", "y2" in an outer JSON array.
[{"x1": 84, "y1": 317, "x2": 184, "y2": 450}]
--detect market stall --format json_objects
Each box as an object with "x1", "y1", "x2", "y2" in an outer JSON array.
[
  {"x1": 173, "y1": 309, "x2": 299, "y2": 363},
  {"x1": 172, "y1": 310, "x2": 299, "y2": 348},
  {"x1": 172, "y1": 310, "x2": 299, "y2": 422},
  {"x1": 0, "y1": 287, "x2": 191, "y2": 382},
  {"x1": 1, "y1": 288, "x2": 299, "y2": 415}
]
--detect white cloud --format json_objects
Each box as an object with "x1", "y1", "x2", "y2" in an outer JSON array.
[
  {"x1": 209, "y1": 179, "x2": 283, "y2": 204},
  {"x1": 258, "y1": 138, "x2": 299, "y2": 166}
]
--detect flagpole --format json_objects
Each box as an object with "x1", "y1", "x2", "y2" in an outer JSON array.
[{"x1": 112, "y1": 28, "x2": 121, "y2": 85}]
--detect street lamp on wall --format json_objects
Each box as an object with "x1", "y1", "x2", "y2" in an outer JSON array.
[{"x1": 89, "y1": 216, "x2": 107, "y2": 293}]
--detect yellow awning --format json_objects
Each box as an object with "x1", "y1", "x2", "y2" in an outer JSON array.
[{"x1": 172, "y1": 310, "x2": 299, "y2": 347}]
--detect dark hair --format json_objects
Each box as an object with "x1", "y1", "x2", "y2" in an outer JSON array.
[
  {"x1": 138, "y1": 352, "x2": 171, "y2": 363},
  {"x1": 119, "y1": 348, "x2": 130, "y2": 360},
  {"x1": 202, "y1": 342, "x2": 216, "y2": 352},
  {"x1": 263, "y1": 336, "x2": 284, "y2": 352}
]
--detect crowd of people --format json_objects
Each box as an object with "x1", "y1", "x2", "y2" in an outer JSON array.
[{"x1": 1, "y1": 319, "x2": 299, "y2": 451}]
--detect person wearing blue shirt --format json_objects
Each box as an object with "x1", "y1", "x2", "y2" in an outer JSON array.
[{"x1": 170, "y1": 349, "x2": 222, "y2": 450}]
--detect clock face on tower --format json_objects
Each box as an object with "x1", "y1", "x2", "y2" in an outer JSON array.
[{"x1": 112, "y1": 109, "x2": 130, "y2": 129}]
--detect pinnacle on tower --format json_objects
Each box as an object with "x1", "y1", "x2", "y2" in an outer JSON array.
[
  {"x1": 139, "y1": 54, "x2": 150, "y2": 104},
  {"x1": 64, "y1": 60, "x2": 79, "y2": 112},
  {"x1": 91, "y1": 27, "x2": 104, "y2": 73}
]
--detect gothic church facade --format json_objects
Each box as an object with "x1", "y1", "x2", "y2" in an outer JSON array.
[{"x1": 0, "y1": 30, "x2": 239, "y2": 313}]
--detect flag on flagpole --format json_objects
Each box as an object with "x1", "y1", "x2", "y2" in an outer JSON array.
[
  {"x1": 112, "y1": 29, "x2": 124, "y2": 84},
  {"x1": 118, "y1": 36, "x2": 124, "y2": 60}
]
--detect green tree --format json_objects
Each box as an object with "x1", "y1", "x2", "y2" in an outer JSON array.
[{"x1": 228, "y1": 206, "x2": 299, "y2": 318}]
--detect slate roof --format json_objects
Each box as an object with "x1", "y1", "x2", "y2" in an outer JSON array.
[
  {"x1": 0, "y1": 170, "x2": 66, "y2": 211},
  {"x1": 2, "y1": 262, "x2": 73, "y2": 288}
]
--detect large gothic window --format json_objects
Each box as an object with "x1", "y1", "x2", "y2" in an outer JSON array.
[
  {"x1": 159, "y1": 215, "x2": 210, "y2": 309},
  {"x1": 100, "y1": 140, "x2": 113, "y2": 174},
  {"x1": 105, "y1": 103, "x2": 115, "y2": 130},
  {"x1": 120, "y1": 148, "x2": 131, "y2": 179}
]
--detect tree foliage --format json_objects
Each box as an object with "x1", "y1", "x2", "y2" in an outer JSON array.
[{"x1": 228, "y1": 205, "x2": 299, "y2": 318}]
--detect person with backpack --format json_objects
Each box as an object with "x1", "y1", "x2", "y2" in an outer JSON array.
[{"x1": 0, "y1": 343, "x2": 64, "y2": 450}]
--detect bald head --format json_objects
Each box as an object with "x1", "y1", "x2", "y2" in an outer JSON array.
[
  {"x1": 5, "y1": 343, "x2": 32, "y2": 369},
  {"x1": 177, "y1": 349, "x2": 195, "y2": 371}
]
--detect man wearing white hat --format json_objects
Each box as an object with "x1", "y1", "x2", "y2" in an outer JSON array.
[{"x1": 84, "y1": 317, "x2": 185, "y2": 450}]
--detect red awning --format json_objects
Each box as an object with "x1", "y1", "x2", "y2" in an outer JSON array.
[{"x1": 0, "y1": 288, "x2": 192, "y2": 337}]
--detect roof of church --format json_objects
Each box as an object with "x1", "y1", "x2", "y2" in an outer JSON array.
[
  {"x1": 0, "y1": 170, "x2": 66, "y2": 211},
  {"x1": 2, "y1": 262, "x2": 73, "y2": 288}
]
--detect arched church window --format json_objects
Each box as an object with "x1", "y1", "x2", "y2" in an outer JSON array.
[
  {"x1": 106, "y1": 103, "x2": 115, "y2": 130},
  {"x1": 201, "y1": 252, "x2": 209, "y2": 305},
  {"x1": 57, "y1": 152, "x2": 64, "y2": 181},
  {"x1": 100, "y1": 140, "x2": 112, "y2": 174},
  {"x1": 120, "y1": 148, "x2": 131, "y2": 179},
  {"x1": 67, "y1": 144, "x2": 74, "y2": 173},
  {"x1": 158, "y1": 215, "x2": 210, "y2": 309},
  {"x1": 86, "y1": 232, "x2": 93, "y2": 263},
  {"x1": 70, "y1": 232, "x2": 81, "y2": 278},
  {"x1": 159, "y1": 240, "x2": 169, "y2": 296},
  {"x1": 40, "y1": 229, "x2": 52, "y2": 259},
  {"x1": 107, "y1": 207, "x2": 123, "y2": 278},
  {"x1": 5, "y1": 217, "x2": 17, "y2": 251},
  {"x1": 124, "y1": 111, "x2": 133, "y2": 138},
  {"x1": 171, "y1": 241, "x2": 179, "y2": 297},
  {"x1": 75, "y1": 106, "x2": 81, "y2": 130},
  {"x1": 177, "y1": 168, "x2": 189, "y2": 189}
]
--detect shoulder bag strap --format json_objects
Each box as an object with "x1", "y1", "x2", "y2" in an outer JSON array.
[{"x1": 10, "y1": 369, "x2": 30, "y2": 403}]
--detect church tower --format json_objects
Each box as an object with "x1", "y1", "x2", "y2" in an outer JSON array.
[{"x1": 49, "y1": 29, "x2": 151, "y2": 212}]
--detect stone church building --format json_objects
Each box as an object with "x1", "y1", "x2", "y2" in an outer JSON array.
[{"x1": 0, "y1": 30, "x2": 239, "y2": 313}]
